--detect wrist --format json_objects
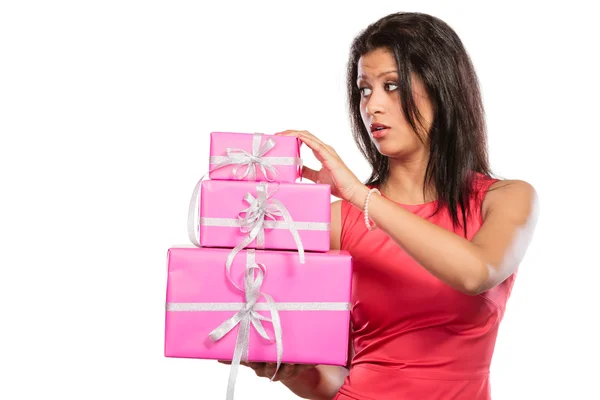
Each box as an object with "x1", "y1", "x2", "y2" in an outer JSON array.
[
  {"x1": 349, "y1": 184, "x2": 370, "y2": 209},
  {"x1": 362, "y1": 188, "x2": 382, "y2": 231}
]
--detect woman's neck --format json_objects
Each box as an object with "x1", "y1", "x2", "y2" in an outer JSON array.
[{"x1": 379, "y1": 157, "x2": 437, "y2": 205}]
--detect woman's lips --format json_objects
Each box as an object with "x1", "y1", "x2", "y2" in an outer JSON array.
[{"x1": 372, "y1": 128, "x2": 389, "y2": 139}]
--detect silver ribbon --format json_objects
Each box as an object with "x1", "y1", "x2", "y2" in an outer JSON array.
[
  {"x1": 187, "y1": 176, "x2": 207, "y2": 247},
  {"x1": 206, "y1": 250, "x2": 282, "y2": 400},
  {"x1": 212, "y1": 182, "x2": 306, "y2": 397},
  {"x1": 223, "y1": 182, "x2": 306, "y2": 291},
  {"x1": 167, "y1": 302, "x2": 351, "y2": 312},
  {"x1": 199, "y1": 218, "x2": 330, "y2": 231},
  {"x1": 209, "y1": 132, "x2": 302, "y2": 181}
]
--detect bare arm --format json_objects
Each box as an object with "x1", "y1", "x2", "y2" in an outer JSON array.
[
  {"x1": 274, "y1": 131, "x2": 539, "y2": 296},
  {"x1": 351, "y1": 179, "x2": 539, "y2": 295}
]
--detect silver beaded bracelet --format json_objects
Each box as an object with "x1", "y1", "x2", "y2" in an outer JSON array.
[{"x1": 363, "y1": 188, "x2": 381, "y2": 231}]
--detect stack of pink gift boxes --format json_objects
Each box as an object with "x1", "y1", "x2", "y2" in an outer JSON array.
[{"x1": 164, "y1": 132, "x2": 353, "y2": 399}]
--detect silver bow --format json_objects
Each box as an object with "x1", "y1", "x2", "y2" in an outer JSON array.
[
  {"x1": 209, "y1": 249, "x2": 283, "y2": 400},
  {"x1": 189, "y1": 132, "x2": 303, "y2": 246},
  {"x1": 225, "y1": 182, "x2": 305, "y2": 286},
  {"x1": 211, "y1": 132, "x2": 279, "y2": 181}
]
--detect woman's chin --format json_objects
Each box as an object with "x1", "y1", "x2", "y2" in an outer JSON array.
[
  {"x1": 373, "y1": 141, "x2": 400, "y2": 157},
  {"x1": 375, "y1": 143, "x2": 416, "y2": 159}
]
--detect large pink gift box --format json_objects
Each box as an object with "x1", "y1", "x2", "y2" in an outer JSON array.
[
  {"x1": 164, "y1": 247, "x2": 353, "y2": 365},
  {"x1": 208, "y1": 132, "x2": 302, "y2": 182},
  {"x1": 198, "y1": 180, "x2": 331, "y2": 253}
]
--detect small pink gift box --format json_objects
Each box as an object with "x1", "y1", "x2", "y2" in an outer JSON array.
[
  {"x1": 164, "y1": 246, "x2": 352, "y2": 365},
  {"x1": 198, "y1": 180, "x2": 331, "y2": 253},
  {"x1": 208, "y1": 132, "x2": 302, "y2": 182}
]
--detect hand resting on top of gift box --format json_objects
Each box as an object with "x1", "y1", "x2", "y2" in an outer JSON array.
[{"x1": 275, "y1": 130, "x2": 365, "y2": 206}]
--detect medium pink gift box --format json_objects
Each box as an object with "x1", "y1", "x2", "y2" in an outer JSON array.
[
  {"x1": 197, "y1": 180, "x2": 331, "y2": 253},
  {"x1": 164, "y1": 246, "x2": 353, "y2": 365},
  {"x1": 208, "y1": 132, "x2": 302, "y2": 182}
]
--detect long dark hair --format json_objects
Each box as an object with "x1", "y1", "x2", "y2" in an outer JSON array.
[{"x1": 347, "y1": 12, "x2": 494, "y2": 237}]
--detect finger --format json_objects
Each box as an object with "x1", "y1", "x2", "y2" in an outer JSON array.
[
  {"x1": 278, "y1": 130, "x2": 330, "y2": 150},
  {"x1": 243, "y1": 362, "x2": 265, "y2": 377},
  {"x1": 295, "y1": 364, "x2": 317, "y2": 373},
  {"x1": 298, "y1": 131, "x2": 331, "y2": 150},
  {"x1": 298, "y1": 135, "x2": 338, "y2": 166},
  {"x1": 253, "y1": 365, "x2": 267, "y2": 378},
  {"x1": 275, "y1": 130, "x2": 301, "y2": 136},
  {"x1": 301, "y1": 165, "x2": 319, "y2": 183},
  {"x1": 297, "y1": 134, "x2": 332, "y2": 157},
  {"x1": 262, "y1": 362, "x2": 277, "y2": 379},
  {"x1": 243, "y1": 362, "x2": 264, "y2": 370},
  {"x1": 273, "y1": 364, "x2": 296, "y2": 382},
  {"x1": 299, "y1": 132, "x2": 340, "y2": 160},
  {"x1": 277, "y1": 131, "x2": 339, "y2": 159}
]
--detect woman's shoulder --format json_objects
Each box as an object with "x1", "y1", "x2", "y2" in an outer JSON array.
[
  {"x1": 471, "y1": 171, "x2": 535, "y2": 197},
  {"x1": 470, "y1": 172, "x2": 534, "y2": 197},
  {"x1": 478, "y1": 175, "x2": 538, "y2": 221}
]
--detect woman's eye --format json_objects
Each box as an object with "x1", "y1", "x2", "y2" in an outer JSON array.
[
  {"x1": 385, "y1": 82, "x2": 398, "y2": 91},
  {"x1": 359, "y1": 83, "x2": 397, "y2": 96},
  {"x1": 359, "y1": 87, "x2": 372, "y2": 96}
]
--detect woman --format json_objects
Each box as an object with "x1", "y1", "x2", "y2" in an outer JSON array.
[{"x1": 229, "y1": 11, "x2": 539, "y2": 399}]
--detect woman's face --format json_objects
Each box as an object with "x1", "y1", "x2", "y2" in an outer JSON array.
[{"x1": 357, "y1": 48, "x2": 434, "y2": 158}]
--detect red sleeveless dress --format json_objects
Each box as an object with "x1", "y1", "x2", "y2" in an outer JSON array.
[{"x1": 333, "y1": 173, "x2": 516, "y2": 400}]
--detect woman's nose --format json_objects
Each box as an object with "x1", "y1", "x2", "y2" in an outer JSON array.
[{"x1": 365, "y1": 92, "x2": 385, "y2": 116}]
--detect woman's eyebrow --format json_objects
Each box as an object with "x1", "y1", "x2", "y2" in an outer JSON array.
[{"x1": 357, "y1": 70, "x2": 399, "y2": 80}]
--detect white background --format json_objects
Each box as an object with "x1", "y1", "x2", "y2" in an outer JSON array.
[{"x1": 1, "y1": 1, "x2": 598, "y2": 399}]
